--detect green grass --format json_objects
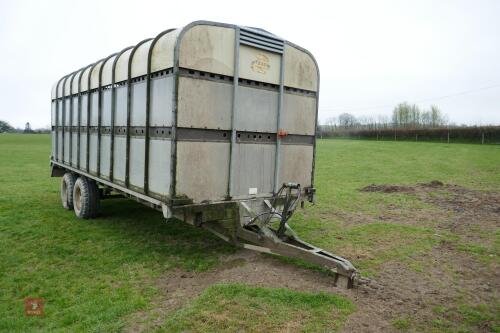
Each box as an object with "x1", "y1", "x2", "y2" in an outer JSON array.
[
  {"x1": 392, "y1": 316, "x2": 411, "y2": 330},
  {"x1": 314, "y1": 139, "x2": 500, "y2": 214},
  {"x1": 1, "y1": 134, "x2": 499, "y2": 332},
  {"x1": 289, "y1": 139, "x2": 500, "y2": 274},
  {"x1": 0, "y1": 134, "x2": 234, "y2": 332},
  {"x1": 154, "y1": 284, "x2": 355, "y2": 333}
]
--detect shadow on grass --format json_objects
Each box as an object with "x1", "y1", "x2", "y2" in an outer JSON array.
[{"x1": 63, "y1": 197, "x2": 236, "y2": 272}]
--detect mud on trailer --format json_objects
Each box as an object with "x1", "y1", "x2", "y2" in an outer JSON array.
[{"x1": 50, "y1": 20, "x2": 358, "y2": 288}]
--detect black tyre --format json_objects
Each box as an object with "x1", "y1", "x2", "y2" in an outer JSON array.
[
  {"x1": 61, "y1": 172, "x2": 77, "y2": 210},
  {"x1": 73, "y1": 177, "x2": 100, "y2": 219}
]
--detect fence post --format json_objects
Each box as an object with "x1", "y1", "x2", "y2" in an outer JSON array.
[
  {"x1": 394, "y1": 129, "x2": 397, "y2": 141},
  {"x1": 416, "y1": 134, "x2": 418, "y2": 142},
  {"x1": 447, "y1": 130, "x2": 450, "y2": 144},
  {"x1": 482, "y1": 132, "x2": 485, "y2": 144}
]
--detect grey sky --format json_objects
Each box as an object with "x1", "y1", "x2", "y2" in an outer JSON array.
[{"x1": 0, "y1": 0, "x2": 499, "y2": 128}]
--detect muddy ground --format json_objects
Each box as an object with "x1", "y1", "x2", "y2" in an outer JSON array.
[{"x1": 128, "y1": 182, "x2": 499, "y2": 332}]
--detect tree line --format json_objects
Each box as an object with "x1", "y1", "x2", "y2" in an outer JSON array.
[
  {"x1": 0, "y1": 120, "x2": 50, "y2": 134},
  {"x1": 324, "y1": 103, "x2": 447, "y2": 130}
]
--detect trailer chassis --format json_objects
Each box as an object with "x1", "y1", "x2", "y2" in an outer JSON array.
[{"x1": 52, "y1": 163, "x2": 359, "y2": 288}]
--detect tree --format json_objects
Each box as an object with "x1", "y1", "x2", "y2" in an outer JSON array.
[
  {"x1": 324, "y1": 116, "x2": 338, "y2": 131},
  {"x1": 393, "y1": 102, "x2": 424, "y2": 128},
  {"x1": 429, "y1": 105, "x2": 445, "y2": 127},
  {"x1": 24, "y1": 122, "x2": 33, "y2": 133},
  {"x1": 420, "y1": 105, "x2": 446, "y2": 128},
  {"x1": 338, "y1": 113, "x2": 357, "y2": 129},
  {"x1": 0, "y1": 120, "x2": 14, "y2": 133}
]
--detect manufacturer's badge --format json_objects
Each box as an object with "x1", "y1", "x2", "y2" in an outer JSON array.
[{"x1": 251, "y1": 54, "x2": 270, "y2": 74}]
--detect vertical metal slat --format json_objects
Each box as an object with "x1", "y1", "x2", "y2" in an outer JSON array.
[
  {"x1": 98, "y1": 54, "x2": 118, "y2": 178},
  {"x1": 87, "y1": 62, "x2": 101, "y2": 173},
  {"x1": 61, "y1": 75, "x2": 70, "y2": 165},
  {"x1": 77, "y1": 65, "x2": 93, "y2": 170},
  {"x1": 145, "y1": 29, "x2": 175, "y2": 195},
  {"x1": 273, "y1": 50, "x2": 286, "y2": 193},
  {"x1": 110, "y1": 47, "x2": 133, "y2": 181},
  {"x1": 54, "y1": 77, "x2": 65, "y2": 162},
  {"x1": 227, "y1": 27, "x2": 240, "y2": 199},
  {"x1": 126, "y1": 39, "x2": 152, "y2": 188}
]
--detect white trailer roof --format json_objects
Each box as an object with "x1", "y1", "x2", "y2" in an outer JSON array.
[{"x1": 52, "y1": 21, "x2": 318, "y2": 99}]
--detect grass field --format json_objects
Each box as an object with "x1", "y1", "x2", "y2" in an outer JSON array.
[{"x1": 0, "y1": 134, "x2": 498, "y2": 332}]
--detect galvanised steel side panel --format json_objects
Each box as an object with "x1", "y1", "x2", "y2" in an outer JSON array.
[
  {"x1": 51, "y1": 131, "x2": 56, "y2": 159},
  {"x1": 115, "y1": 49, "x2": 133, "y2": 83},
  {"x1": 150, "y1": 76, "x2": 173, "y2": 126},
  {"x1": 151, "y1": 30, "x2": 179, "y2": 72},
  {"x1": 99, "y1": 89, "x2": 113, "y2": 178},
  {"x1": 114, "y1": 87, "x2": 127, "y2": 126},
  {"x1": 79, "y1": 133, "x2": 87, "y2": 168},
  {"x1": 232, "y1": 144, "x2": 275, "y2": 196},
  {"x1": 238, "y1": 44, "x2": 281, "y2": 85},
  {"x1": 177, "y1": 77, "x2": 232, "y2": 130},
  {"x1": 51, "y1": 101, "x2": 56, "y2": 158},
  {"x1": 235, "y1": 86, "x2": 278, "y2": 133},
  {"x1": 283, "y1": 44, "x2": 318, "y2": 92},
  {"x1": 89, "y1": 134, "x2": 98, "y2": 173},
  {"x1": 89, "y1": 61, "x2": 104, "y2": 90},
  {"x1": 79, "y1": 94, "x2": 88, "y2": 170},
  {"x1": 113, "y1": 137, "x2": 126, "y2": 183},
  {"x1": 175, "y1": 141, "x2": 229, "y2": 202},
  {"x1": 179, "y1": 25, "x2": 235, "y2": 77},
  {"x1": 71, "y1": 70, "x2": 83, "y2": 93},
  {"x1": 129, "y1": 137, "x2": 145, "y2": 189},
  {"x1": 131, "y1": 82, "x2": 147, "y2": 126},
  {"x1": 279, "y1": 145, "x2": 313, "y2": 187},
  {"x1": 57, "y1": 100, "x2": 63, "y2": 160},
  {"x1": 57, "y1": 131, "x2": 63, "y2": 161},
  {"x1": 72, "y1": 99, "x2": 79, "y2": 125},
  {"x1": 101, "y1": 56, "x2": 116, "y2": 86},
  {"x1": 282, "y1": 93, "x2": 316, "y2": 135},
  {"x1": 51, "y1": 101, "x2": 56, "y2": 126},
  {"x1": 90, "y1": 93, "x2": 99, "y2": 126},
  {"x1": 148, "y1": 139, "x2": 171, "y2": 197},
  {"x1": 71, "y1": 133, "x2": 78, "y2": 165},
  {"x1": 80, "y1": 67, "x2": 92, "y2": 92},
  {"x1": 102, "y1": 90, "x2": 112, "y2": 126},
  {"x1": 51, "y1": 83, "x2": 57, "y2": 100},
  {"x1": 80, "y1": 95, "x2": 88, "y2": 125},
  {"x1": 89, "y1": 91, "x2": 99, "y2": 173},
  {"x1": 63, "y1": 132, "x2": 70, "y2": 163},
  {"x1": 100, "y1": 135, "x2": 111, "y2": 178},
  {"x1": 64, "y1": 99, "x2": 71, "y2": 126},
  {"x1": 131, "y1": 40, "x2": 153, "y2": 78}
]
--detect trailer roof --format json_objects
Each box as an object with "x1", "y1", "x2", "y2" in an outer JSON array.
[{"x1": 51, "y1": 21, "x2": 318, "y2": 99}]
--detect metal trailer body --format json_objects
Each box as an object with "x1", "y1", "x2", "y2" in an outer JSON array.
[{"x1": 50, "y1": 21, "x2": 358, "y2": 287}]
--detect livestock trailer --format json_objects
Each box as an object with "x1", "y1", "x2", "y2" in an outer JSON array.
[{"x1": 50, "y1": 20, "x2": 358, "y2": 287}]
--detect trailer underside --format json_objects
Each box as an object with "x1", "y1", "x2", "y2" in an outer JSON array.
[{"x1": 52, "y1": 162, "x2": 359, "y2": 288}]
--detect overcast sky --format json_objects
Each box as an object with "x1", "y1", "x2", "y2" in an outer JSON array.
[{"x1": 0, "y1": 0, "x2": 498, "y2": 128}]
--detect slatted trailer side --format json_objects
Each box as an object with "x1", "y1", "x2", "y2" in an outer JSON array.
[{"x1": 51, "y1": 21, "x2": 359, "y2": 288}]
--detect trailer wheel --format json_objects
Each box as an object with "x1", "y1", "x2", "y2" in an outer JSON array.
[
  {"x1": 73, "y1": 177, "x2": 100, "y2": 219},
  {"x1": 61, "y1": 173, "x2": 77, "y2": 210}
]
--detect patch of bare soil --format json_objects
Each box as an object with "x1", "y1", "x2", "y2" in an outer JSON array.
[
  {"x1": 362, "y1": 181, "x2": 500, "y2": 244},
  {"x1": 128, "y1": 247, "x2": 498, "y2": 333},
  {"x1": 127, "y1": 250, "x2": 393, "y2": 333},
  {"x1": 360, "y1": 180, "x2": 444, "y2": 194},
  {"x1": 127, "y1": 183, "x2": 499, "y2": 332}
]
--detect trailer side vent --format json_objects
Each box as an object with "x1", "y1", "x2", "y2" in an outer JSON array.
[{"x1": 240, "y1": 28, "x2": 284, "y2": 54}]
